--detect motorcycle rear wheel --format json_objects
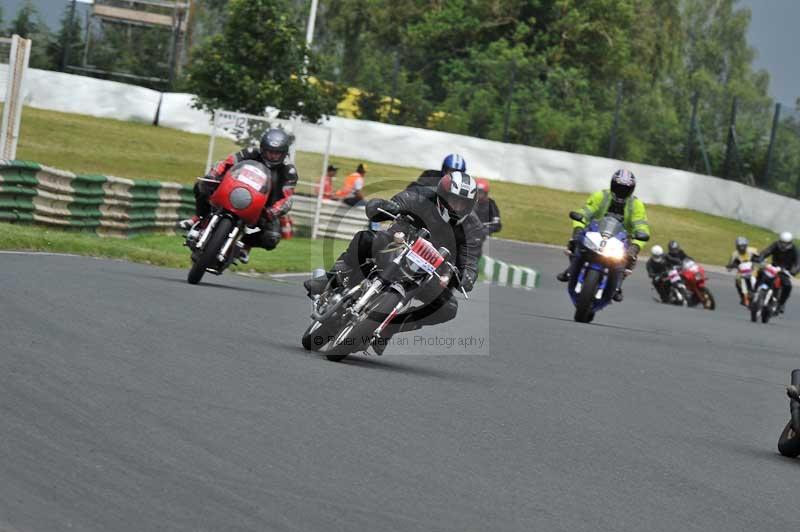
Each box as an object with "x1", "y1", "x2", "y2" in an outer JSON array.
[
  {"x1": 188, "y1": 217, "x2": 234, "y2": 285},
  {"x1": 778, "y1": 421, "x2": 800, "y2": 457},
  {"x1": 574, "y1": 268, "x2": 601, "y2": 323},
  {"x1": 326, "y1": 289, "x2": 404, "y2": 362}
]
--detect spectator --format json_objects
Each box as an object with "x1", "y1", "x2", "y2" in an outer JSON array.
[
  {"x1": 336, "y1": 163, "x2": 368, "y2": 206},
  {"x1": 474, "y1": 178, "x2": 502, "y2": 238},
  {"x1": 315, "y1": 164, "x2": 338, "y2": 200}
]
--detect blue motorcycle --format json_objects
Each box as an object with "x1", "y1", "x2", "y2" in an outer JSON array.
[{"x1": 566, "y1": 211, "x2": 649, "y2": 323}]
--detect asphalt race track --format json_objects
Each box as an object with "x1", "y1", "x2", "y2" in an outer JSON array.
[{"x1": 1, "y1": 241, "x2": 799, "y2": 532}]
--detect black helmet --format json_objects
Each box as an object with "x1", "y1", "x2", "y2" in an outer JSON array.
[
  {"x1": 735, "y1": 236, "x2": 748, "y2": 254},
  {"x1": 260, "y1": 128, "x2": 292, "y2": 168},
  {"x1": 436, "y1": 171, "x2": 477, "y2": 222},
  {"x1": 610, "y1": 169, "x2": 636, "y2": 203},
  {"x1": 668, "y1": 240, "x2": 681, "y2": 255}
]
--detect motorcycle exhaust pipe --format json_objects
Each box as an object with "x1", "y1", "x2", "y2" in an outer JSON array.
[{"x1": 791, "y1": 369, "x2": 800, "y2": 433}]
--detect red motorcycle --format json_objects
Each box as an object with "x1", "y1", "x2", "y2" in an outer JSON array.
[
  {"x1": 185, "y1": 161, "x2": 272, "y2": 284},
  {"x1": 749, "y1": 263, "x2": 783, "y2": 323},
  {"x1": 680, "y1": 258, "x2": 715, "y2": 310}
]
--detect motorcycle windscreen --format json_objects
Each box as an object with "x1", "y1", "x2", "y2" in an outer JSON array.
[{"x1": 597, "y1": 216, "x2": 624, "y2": 238}]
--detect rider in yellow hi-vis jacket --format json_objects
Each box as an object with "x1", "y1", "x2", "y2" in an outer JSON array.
[{"x1": 557, "y1": 169, "x2": 651, "y2": 302}]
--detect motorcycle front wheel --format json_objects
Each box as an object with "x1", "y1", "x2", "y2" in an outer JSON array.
[
  {"x1": 701, "y1": 288, "x2": 716, "y2": 310},
  {"x1": 302, "y1": 319, "x2": 336, "y2": 351},
  {"x1": 188, "y1": 217, "x2": 234, "y2": 285},
  {"x1": 574, "y1": 268, "x2": 601, "y2": 323},
  {"x1": 325, "y1": 289, "x2": 404, "y2": 362},
  {"x1": 750, "y1": 290, "x2": 764, "y2": 323}
]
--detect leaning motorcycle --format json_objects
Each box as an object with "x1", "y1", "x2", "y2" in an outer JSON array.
[
  {"x1": 749, "y1": 263, "x2": 783, "y2": 323},
  {"x1": 778, "y1": 369, "x2": 800, "y2": 458},
  {"x1": 302, "y1": 209, "x2": 466, "y2": 362},
  {"x1": 566, "y1": 211, "x2": 649, "y2": 323},
  {"x1": 680, "y1": 259, "x2": 715, "y2": 310},
  {"x1": 184, "y1": 161, "x2": 272, "y2": 284},
  {"x1": 652, "y1": 268, "x2": 690, "y2": 306}
]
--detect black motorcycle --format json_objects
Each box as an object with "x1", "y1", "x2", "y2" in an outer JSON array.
[
  {"x1": 301, "y1": 209, "x2": 466, "y2": 362},
  {"x1": 778, "y1": 369, "x2": 800, "y2": 458}
]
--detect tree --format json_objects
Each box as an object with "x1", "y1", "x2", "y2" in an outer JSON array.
[
  {"x1": 8, "y1": 0, "x2": 53, "y2": 69},
  {"x1": 184, "y1": 0, "x2": 338, "y2": 123},
  {"x1": 47, "y1": 1, "x2": 84, "y2": 72}
]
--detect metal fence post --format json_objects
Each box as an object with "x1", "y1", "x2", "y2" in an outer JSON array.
[
  {"x1": 722, "y1": 96, "x2": 739, "y2": 179},
  {"x1": 685, "y1": 92, "x2": 699, "y2": 168},
  {"x1": 608, "y1": 81, "x2": 623, "y2": 159},
  {"x1": 311, "y1": 129, "x2": 333, "y2": 240},
  {"x1": 762, "y1": 102, "x2": 782, "y2": 186},
  {"x1": 502, "y1": 61, "x2": 517, "y2": 143}
]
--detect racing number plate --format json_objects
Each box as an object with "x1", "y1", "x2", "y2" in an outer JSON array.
[
  {"x1": 236, "y1": 166, "x2": 268, "y2": 190},
  {"x1": 406, "y1": 238, "x2": 444, "y2": 274}
]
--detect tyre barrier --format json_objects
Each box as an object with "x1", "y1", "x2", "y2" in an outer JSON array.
[{"x1": 0, "y1": 160, "x2": 368, "y2": 239}]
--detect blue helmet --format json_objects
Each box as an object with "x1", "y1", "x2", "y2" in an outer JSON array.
[{"x1": 442, "y1": 153, "x2": 467, "y2": 174}]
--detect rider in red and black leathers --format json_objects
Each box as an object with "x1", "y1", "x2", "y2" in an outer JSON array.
[
  {"x1": 191, "y1": 129, "x2": 298, "y2": 253},
  {"x1": 758, "y1": 234, "x2": 800, "y2": 312}
]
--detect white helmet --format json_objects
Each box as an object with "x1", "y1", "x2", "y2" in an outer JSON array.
[
  {"x1": 436, "y1": 171, "x2": 477, "y2": 222},
  {"x1": 651, "y1": 244, "x2": 664, "y2": 262},
  {"x1": 778, "y1": 231, "x2": 794, "y2": 251}
]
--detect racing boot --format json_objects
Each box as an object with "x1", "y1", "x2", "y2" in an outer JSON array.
[
  {"x1": 613, "y1": 288, "x2": 624, "y2": 302},
  {"x1": 556, "y1": 269, "x2": 570, "y2": 282},
  {"x1": 304, "y1": 261, "x2": 351, "y2": 298},
  {"x1": 237, "y1": 244, "x2": 251, "y2": 264},
  {"x1": 178, "y1": 215, "x2": 199, "y2": 231}
]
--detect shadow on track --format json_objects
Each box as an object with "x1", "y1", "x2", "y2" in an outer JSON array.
[{"x1": 135, "y1": 273, "x2": 306, "y2": 298}]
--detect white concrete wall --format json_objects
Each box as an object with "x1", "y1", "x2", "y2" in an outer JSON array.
[{"x1": 16, "y1": 66, "x2": 800, "y2": 235}]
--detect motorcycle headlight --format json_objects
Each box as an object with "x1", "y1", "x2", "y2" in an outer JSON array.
[
  {"x1": 582, "y1": 234, "x2": 599, "y2": 251},
  {"x1": 229, "y1": 187, "x2": 253, "y2": 210},
  {"x1": 601, "y1": 239, "x2": 626, "y2": 261}
]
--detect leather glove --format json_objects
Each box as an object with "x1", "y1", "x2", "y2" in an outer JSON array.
[
  {"x1": 381, "y1": 200, "x2": 401, "y2": 216},
  {"x1": 459, "y1": 269, "x2": 476, "y2": 292},
  {"x1": 264, "y1": 206, "x2": 281, "y2": 221},
  {"x1": 626, "y1": 243, "x2": 640, "y2": 269}
]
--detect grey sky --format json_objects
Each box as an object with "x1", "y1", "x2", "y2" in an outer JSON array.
[{"x1": 1, "y1": 0, "x2": 797, "y2": 106}]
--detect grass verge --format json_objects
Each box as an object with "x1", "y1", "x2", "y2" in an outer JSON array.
[
  {"x1": 0, "y1": 223, "x2": 347, "y2": 274},
  {"x1": 9, "y1": 106, "x2": 787, "y2": 268}
]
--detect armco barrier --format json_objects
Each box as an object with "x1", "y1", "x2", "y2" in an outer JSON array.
[{"x1": 0, "y1": 160, "x2": 368, "y2": 240}]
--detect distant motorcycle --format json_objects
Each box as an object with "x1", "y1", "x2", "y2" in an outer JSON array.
[
  {"x1": 302, "y1": 208, "x2": 467, "y2": 362},
  {"x1": 680, "y1": 259, "x2": 715, "y2": 310},
  {"x1": 652, "y1": 267, "x2": 690, "y2": 306},
  {"x1": 778, "y1": 369, "x2": 800, "y2": 458},
  {"x1": 736, "y1": 260, "x2": 757, "y2": 306},
  {"x1": 749, "y1": 263, "x2": 783, "y2": 323},
  {"x1": 184, "y1": 161, "x2": 272, "y2": 284},
  {"x1": 566, "y1": 211, "x2": 649, "y2": 323}
]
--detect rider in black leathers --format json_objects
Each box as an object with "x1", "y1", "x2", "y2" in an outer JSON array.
[
  {"x1": 645, "y1": 245, "x2": 671, "y2": 302},
  {"x1": 306, "y1": 172, "x2": 483, "y2": 354},
  {"x1": 758, "y1": 232, "x2": 800, "y2": 313},
  {"x1": 665, "y1": 240, "x2": 692, "y2": 268}
]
